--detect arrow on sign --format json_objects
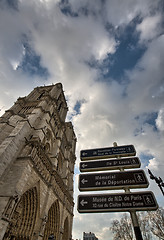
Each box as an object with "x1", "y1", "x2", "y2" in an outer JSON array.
[
  {"x1": 82, "y1": 152, "x2": 87, "y2": 156},
  {"x1": 81, "y1": 163, "x2": 88, "y2": 168},
  {"x1": 77, "y1": 191, "x2": 158, "y2": 213},
  {"x1": 80, "y1": 199, "x2": 88, "y2": 207},
  {"x1": 81, "y1": 179, "x2": 88, "y2": 184},
  {"x1": 80, "y1": 145, "x2": 136, "y2": 160}
]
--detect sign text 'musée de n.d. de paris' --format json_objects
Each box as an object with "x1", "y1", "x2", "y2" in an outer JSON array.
[
  {"x1": 80, "y1": 145, "x2": 136, "y2": 160},
  {"x1": 78, "y1": 191, "x2": 158, "y2": 213}
]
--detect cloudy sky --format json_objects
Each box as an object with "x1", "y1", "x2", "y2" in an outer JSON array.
[{"x1": 0, "y1": 0, "x2": 164, "y2": 239}]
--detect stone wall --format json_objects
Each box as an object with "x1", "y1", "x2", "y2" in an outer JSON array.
[{"x1": 0, "y1": 83, "x2": 76, "y2": 240}]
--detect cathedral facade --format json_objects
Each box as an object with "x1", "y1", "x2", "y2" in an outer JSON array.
[{"x1": 0, "y1": 83, "x2": 76, "y2": 240}]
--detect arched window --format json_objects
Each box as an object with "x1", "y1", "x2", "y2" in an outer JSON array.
[
  {"x1": 3, "y1": 187, "x2": 38, "y2": 240},
  {"x1": 43, "y1": 200, "x2": 60, "y2": 240},
  {"x1": 62, "y1": 217, "x2": 69, "y2": 240}
]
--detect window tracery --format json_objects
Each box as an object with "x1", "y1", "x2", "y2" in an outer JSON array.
[
  {"x1": 43, "y1": 200, "x2": 60, "y2": 240},
  {"x1": 62, "y1": 217, "x2": 69, "y2": 240},
  {"x1": 2, "y1": 187, "x2": 38, "y2": 240}
]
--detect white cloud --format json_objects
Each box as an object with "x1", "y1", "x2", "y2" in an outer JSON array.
[
  {"x1": 147, "y1": 157, "x2": 159, "y2": 170},
  {"x1": 126, "y1": 34, "x2": 164, "y2": 114},
  {"x1": 31, "y1": 7, "x2": 117, "y2": 66},
  {"x1": 0, "y1": 1, "x2": 164, "y2": 240},
  {"x1": 156, "y1": 108, "x2": 164, "y2": 131},
  {"x1": 104, "y1": 0, "x2": 161, "y2": 26},
  {"x1": 69, "y1": 0, "x2": 162, "y2": 27},
  {"x1": 137, "y1": 15, "x2": 162, "y2": 42}
]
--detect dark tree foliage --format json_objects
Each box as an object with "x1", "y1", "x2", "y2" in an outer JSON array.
[
  {"x1": 148, "y1": 208, "x2": 164, "y2": 239},
  {"x1": 110, "y1": 214, "x2": 133, "y2": 240},
  {"x1": 110, "y1": 208, "x2": 164, "y2": 240}
]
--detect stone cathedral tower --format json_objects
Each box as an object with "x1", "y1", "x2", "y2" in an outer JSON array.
[{"x1": 0, "y1": 83, "x2": 76, "y2": 240}]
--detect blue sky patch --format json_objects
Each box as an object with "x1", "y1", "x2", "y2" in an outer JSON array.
[
  {"x1": 73, "y1": 99, "x2": 86, "y2": 115},
  {"x1": 135, "y1": 112, "x2": 158, "y2": 134},
  {"x1": 59, "y1": 0, "x2": 78, "y2": 17},
  {"x1": 0, "y1": 0, "x2": 18, "y2": 10},
  {"x1": 17, "y1": 39, "x2": 49, "y2": 79},
  {"x1": 67, "y1": 99, "x2": 86, "y2": 121},
  {"x1": 139, "y1": 152, "x2": 154, "y2": 168},
  {"x1": 145, "y1": 112, "x2": 158, "y2": 130},
  {"x1": 134, "y1": 113, "x2": 158, "y2": 137},
  {"x1": 59, "y1": 0, "x2": 104, "y2": 17},
  {"x1": 88, "y1": 17, "x2": 146, "y2": 83},
  {"x1": 74, "y1": 101, "x2": 81, "y2": 115}
]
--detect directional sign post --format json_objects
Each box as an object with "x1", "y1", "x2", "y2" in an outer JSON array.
[
  {"x1": 80, "y1": 145, "x2": 136, "y2": 160},
  {"x1": 78, "y1": 191, "x2": 158, "y2": 213},
  {"x1": 80, "y1": 157, "x2": 141, "y2": 172},
  {"x1": 79, "y1": 170, "x2": 149, "y2": 191},
  {"x1": 78, "y1": 143, "x2": 158, "y2": 240}
]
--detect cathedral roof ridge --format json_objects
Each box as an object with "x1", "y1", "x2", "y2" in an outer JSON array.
[{"x1": 34, "y1": 82, "x2": 63, "y2": 89}]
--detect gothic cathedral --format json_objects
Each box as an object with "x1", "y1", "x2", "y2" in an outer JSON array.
[{"x1": 0, "y1": 83, "x2": 76, "y2": 240}]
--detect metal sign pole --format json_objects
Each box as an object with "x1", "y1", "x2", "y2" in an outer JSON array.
[
  {"x1": 130, "y1": 211, "x2": 143, "y2": 240},
  {"x1": 114, "y1": 142, "x2": 143, "y2": 240},
  {"x1": 124, "y1": 188, "x2": 143, "y2": 240}
]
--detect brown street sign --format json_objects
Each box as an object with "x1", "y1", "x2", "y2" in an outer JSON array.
[
  {"x1": 80, "y1": 145, "x2": 136, "y2": 160},
  {"x1": 77, "y1": 191, "x2": 158, "y2": 213},
  {"x1": 80, "y1": 157, "x2": 141, "y2": 172},
  {"x1": 79, "y1": 170, "x2": 149, "y2": 191}
]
